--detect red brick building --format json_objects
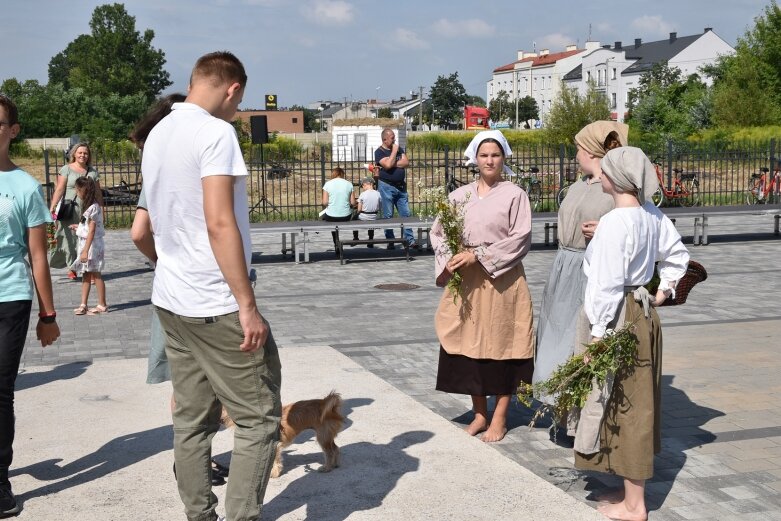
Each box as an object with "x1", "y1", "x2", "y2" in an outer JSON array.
[{"x1": 234, "y1": 110, "x2": 305, "y2": 133}]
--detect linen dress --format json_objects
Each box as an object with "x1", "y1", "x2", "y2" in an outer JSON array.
[
  {"x1": 432, "y1": 181, "x2": 534, "y2": 395},
  {"x1": 532, "y1": 178, "x2": 613, "y2": 403},
  {"x1": 73, "y1": 203, "x2": 105, "y2": 275},
  {"x1": 49, "y1": 165, "x2": 99, "y2": 268},
  {"x1": 574, "y1": 202, "x2": 688, "y2": 480}
]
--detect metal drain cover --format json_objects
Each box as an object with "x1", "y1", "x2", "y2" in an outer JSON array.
[{"x1": 374, "y1": 283, "x2": 420, "y2": 291}]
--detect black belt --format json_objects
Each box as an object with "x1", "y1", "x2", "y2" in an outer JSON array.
[
  {"x1": 380, "y1": 179, "x2": 405, "y2": 189},
  {"x1": 360, "y1": 211, "x2": 377, "y2": 215}
]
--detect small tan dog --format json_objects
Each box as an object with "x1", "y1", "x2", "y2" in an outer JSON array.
[{"x1": 221, "y1": 391, "x2": 344, "y2": 478}]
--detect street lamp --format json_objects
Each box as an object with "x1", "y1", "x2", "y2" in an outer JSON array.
[{"x1": 604, "y1": 56, "x2": 615, "y2": 117}]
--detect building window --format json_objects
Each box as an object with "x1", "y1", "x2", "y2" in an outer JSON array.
[
  {"x1": 611, "y1": 67, "x2": 617, "y2": 80},
  {"x1": 587, "y1": 71, "x2": 591, "y2": 82},
  {"x1": 337, "y1": 134, "x2": 347, "y2": 146},
  {"x1": 292, "y1": 117, "x2": 298, "y2": 123},
  {"x1": 611, "y1": 93, "x2": 617, "y2": 109}
]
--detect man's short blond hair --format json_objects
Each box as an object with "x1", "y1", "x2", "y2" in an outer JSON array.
[{"x1": 190, "y1": 51, "x2": 247, "y2": 88}]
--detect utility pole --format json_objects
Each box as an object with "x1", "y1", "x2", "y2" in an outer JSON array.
[{"x1": 418, "y1": 86, "x2": 424, "y2": 129}]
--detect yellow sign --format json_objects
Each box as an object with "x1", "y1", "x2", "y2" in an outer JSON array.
[{"x1": 265, "y1": 94, "x2": 277, "y2": 110}]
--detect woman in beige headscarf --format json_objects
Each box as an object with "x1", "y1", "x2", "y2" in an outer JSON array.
[
  {"x1": 575, "y1": 146, "x2": 688, "y2": 520},
  {"x1": 532, "y1": 121, "x2": 628, "y2": 411}
]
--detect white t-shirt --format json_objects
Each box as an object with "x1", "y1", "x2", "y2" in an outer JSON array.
[
  {"x1": 358, "y1": 189, "x2": 381, "y2": 220},
  {"x1": 142, "y1": 102, "x2": 251, "y2": 317}
]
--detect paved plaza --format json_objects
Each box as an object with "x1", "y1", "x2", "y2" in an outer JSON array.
[{"x1": 12, "y1": 210, "x2": 781, "y2": 520}]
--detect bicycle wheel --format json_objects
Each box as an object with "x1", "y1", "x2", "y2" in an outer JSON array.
[
  {"x1": 680, "y1": 179, "x2": 700, "y2": 207},
  {"x1": 651, "y1": 186, "x2": 664, "y2": 207},
  {"x1": 527, "y1": 182, "x2": 542, "y2": 212},
  {"x1": 745, "y1": 177, "x2": 763, "y2": 205},
  {"x1": 556, "y1": 184, "x2": 570, "y2": 208}
]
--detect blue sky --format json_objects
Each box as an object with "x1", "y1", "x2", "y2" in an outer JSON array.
[{"x1": 0, "y1": 0, "x2": 769, "y2": 109}]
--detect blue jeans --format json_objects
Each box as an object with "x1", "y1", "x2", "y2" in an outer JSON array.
[{"x1": 378, "y1": 181, "x2": 415, "y2": 243}]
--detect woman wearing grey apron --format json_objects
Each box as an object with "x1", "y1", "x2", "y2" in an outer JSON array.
[{"x1": 532, "y1": 122, "x2": 628, "y2": 406}]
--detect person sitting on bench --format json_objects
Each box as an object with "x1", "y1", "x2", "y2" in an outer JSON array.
[
  {"x1": 352, "y1": 177, "x2": 380, "y2": 247},
  {"x1": 322, "y1": 166, "x2": 356, "y2": 254}
]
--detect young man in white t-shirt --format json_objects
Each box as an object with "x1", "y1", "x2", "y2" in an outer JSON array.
[{"x1": 141, "y1": 52, "x2": 281, "y2": 521}]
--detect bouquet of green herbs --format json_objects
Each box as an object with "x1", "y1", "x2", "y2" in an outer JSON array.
[
  {"x1": 420, "y1": 182, "x2": 469, "y2": 303},
  {"x1": 517, "y1": 323, "x2": 639, "y2": 428}
]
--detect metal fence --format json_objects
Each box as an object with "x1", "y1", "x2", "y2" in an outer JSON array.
[{"x1": 44, "y1": 139, "x2": 781, "y2": 225}]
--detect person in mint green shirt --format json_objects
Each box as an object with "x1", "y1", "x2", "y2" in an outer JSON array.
[
  {"x1": 0, "y1": 95, "x2": 60, "y2": 517},
  {"x1": 321, "y1": 166, "x2": 356, "y2": 254}
]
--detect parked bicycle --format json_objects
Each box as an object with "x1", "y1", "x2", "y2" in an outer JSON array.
[
  {"x1": 556, "y1": 167, "x2": 579, "y2": 207},
  {"x1": 650, "y1": 161, "x2": 700, "y2": 207},
  {"x1": 505, "y1": 163, "x2": 542, "y2": 212},
  {"x1": 746, "y1": 166, "x2": 780, "y2": 205}
]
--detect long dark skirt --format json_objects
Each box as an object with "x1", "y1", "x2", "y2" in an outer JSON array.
[{"x1": 436, "y1": 346, "x2": 533, "y2": 396}]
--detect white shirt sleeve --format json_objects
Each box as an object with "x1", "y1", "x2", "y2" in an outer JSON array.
[
  {"x1": 656, "y1": 214, "x2": 690, "y2": 296},
  {"x1": 196, "y1": 121, "x2": 248, "y2": 178},
  {"x1": 584, "y1": 215, "x2": 628, "y2": 338}
]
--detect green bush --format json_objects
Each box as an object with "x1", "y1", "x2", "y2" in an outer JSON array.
[
  {"x1": 9, "y1": 141, "x2": 43, "y2": 159},
  {"x1": 408, "y1": 129, "x2": 548, "y2": 151}
]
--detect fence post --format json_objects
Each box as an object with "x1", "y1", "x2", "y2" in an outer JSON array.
[
  {"x1": 320, "y1": 145, "x2": 326, "y2": 188},
  {"x1": 43, "y1": 149, "x2": 51, "y2": 206},
  {"x1": 666, "y1": 139, "x2": 673, "y2": 190},
  {"x1": 444, "y1": 145, "x2": 451, "y2": 192},
  {"x1": 767, "y1": 138, "x2": 781, "y2": 203},
  {"x1": 558, "y1": 143, "x2": 565, "y2": 206}
]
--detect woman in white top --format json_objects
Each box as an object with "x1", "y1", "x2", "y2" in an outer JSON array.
[
  {"x1": 575, "y1": 147, "x2": 689, "y2": 521},
  {"x1": 321, "y1": 166, "x2": 356, "y2": 254}
]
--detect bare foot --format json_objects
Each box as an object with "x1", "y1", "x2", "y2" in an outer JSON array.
[
  {"x1": 465, "y1": 416, "x2": 488, "y2": 436},
  {"x1": 597, "y1": 501, "x2": 647, "y2": 521},
  {"x1": 592, "y1": 488, "x2": 625, "y2": 504},
  {"x1": 480, "y1": 424, "x2": 507, "y2": 442}
]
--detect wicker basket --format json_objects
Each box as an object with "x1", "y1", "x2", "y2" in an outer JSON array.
[{"x1": 660, "y1": 260, "x2": 707, "y2": 306}]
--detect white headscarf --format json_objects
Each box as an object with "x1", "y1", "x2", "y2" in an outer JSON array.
[
  {"x1": 599, "y1": 146, "x2": 659, "y2": 203},
  {"x1": 463, "y1": 130, "x2": 514, "y2": 176}
]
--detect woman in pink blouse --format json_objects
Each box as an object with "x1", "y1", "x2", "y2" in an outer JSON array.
[{"x1": 432, "y1": 130, "x2": 534, "y2": 442}]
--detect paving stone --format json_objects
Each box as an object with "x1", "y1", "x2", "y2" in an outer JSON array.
[{"x1": 17, "y1": 215, "x2": 781, "y2": 520}]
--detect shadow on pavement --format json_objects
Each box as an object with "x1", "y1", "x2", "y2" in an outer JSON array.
[
  {"x1": 16, "y1": 361, "x2": 92, "y2": 391},
  {"x1": 581, "y1": 375, "x2": 724, "y2": 511},
  {"x1": 10, "y1": 426, "x2": 173, "y2": 503},
  {"x1": 263, "y1": 430, "x2": 434, "y2": 521}
]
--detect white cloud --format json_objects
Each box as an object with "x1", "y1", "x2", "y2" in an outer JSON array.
[
  {"x1": 432, "y1": 18, "x2": 494, "y2": 39},
  {"x1": 243, "y1": 0, "x2": 281, "y2": 5},
  {"x1": 630, "y1": 15, "x2": 674, "y2": 37},
  {"x1": 301, "y1": 0, "x2": 354, "y2": 25},
  {"x1": 384, "y1": 28, "x2": 430, "y2": 50},
  {"x1": 537, "y1": 32, "x2": 575, "y2": 51}
]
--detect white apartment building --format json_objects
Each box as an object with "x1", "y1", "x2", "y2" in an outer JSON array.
[{"x1": 488, "y1": 28, "x2": 735, "y2": 125}]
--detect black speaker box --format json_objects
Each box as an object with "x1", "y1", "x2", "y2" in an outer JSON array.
[{"x1": 250, "y1": 115, "x2": 269, "y2": 144}]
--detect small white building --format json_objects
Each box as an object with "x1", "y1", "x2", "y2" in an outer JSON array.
[{"x1": 331, "y1": 118, "x2": 406, "y2": 162}]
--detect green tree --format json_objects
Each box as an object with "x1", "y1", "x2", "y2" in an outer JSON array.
[
  {"x1": 376, "y1": 107, "x2": 393, "y2": 119},
  {"x1": 709, "y1": 1, "x2": 781, "y2": 126},
  {"x1": 488, "y1": 90, "x2": 511, "y2": 123},
  {"x1": 429, "y1": 72, "x2": 468, "y2": 127},
  {"x1": 545, "y1": 81, "x2": 610, "y2": 144},
  {"x1": 516, "y1": 96, "x2": 539, "y2": 126},
  {"x1": 48, "y1": 3, "x2": 171, "y2": 101},
  {"x1": 465, "y1": 95, "x2": 486, "y2": 107},
  {"x1": 626, "y1": 63, "x2": 711, "y2": 143}
]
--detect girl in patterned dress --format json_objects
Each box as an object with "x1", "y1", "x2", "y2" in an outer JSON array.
[{"x1": 70, "y1": 176, "x2": 107, "y2": 315}]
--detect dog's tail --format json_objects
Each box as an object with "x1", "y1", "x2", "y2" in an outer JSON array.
[{"x1": 321, "y1": 390, "x2": 342, "y2": 424}]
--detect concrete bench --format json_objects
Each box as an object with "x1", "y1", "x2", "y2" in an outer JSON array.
[
  {"x1": 661, "y1": 205, "x2": 781, "y2": 245},
  {"x1": 249, "y1": 218, "x2": 434, "y2": 263},
  {"x1": 337, "y1": 237, "x2": 411, "y2": 264}
]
